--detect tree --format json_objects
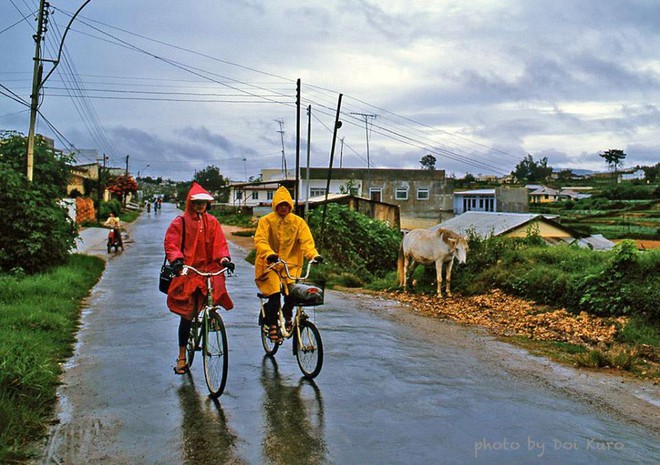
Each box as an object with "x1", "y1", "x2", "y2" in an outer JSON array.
[
  {"x1": 339, "y1": 179, "x2": 360, "y2": 195},
  {"x1": 0, "y1": 131, "x2": 77, "y2": 274},
  {"x1": 599, "y1": 149, "x2": 626, "y2": 174},
  {"x1": 420, "y1": 154, "x2": 436, "y2": 170},
  {"x1": 640, "y1": 163, "x2": 659, "y2": 183},
  {"x1": 194, "y1": 165, "x2": 229, "y2": 202},
  {"x1": 106, "y1": 174, "x2": 138, "y2": 206},
  {"x1": 513, "y1": 154, "x2": 553, "y2": 183}
]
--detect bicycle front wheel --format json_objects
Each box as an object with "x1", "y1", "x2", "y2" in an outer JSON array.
[
  {"x1": 295, "y1": 320, "x2": 323, "y2": 379},
  {"x1": 203, "y1": 311, "x2": 229, "y2": 398},
  {"x1": 186, "y1": 316, "x2": 201, "y2": 368}
]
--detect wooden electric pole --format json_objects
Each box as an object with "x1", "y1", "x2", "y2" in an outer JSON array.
[{"x1": 26, "y1": 0, "x2": 48, "y2": 182}]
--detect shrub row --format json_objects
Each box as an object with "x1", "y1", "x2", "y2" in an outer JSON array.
[{"x1": 452, "y1": 237, "x2": 659, "y2": 324}]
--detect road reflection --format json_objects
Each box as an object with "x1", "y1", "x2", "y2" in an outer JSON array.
[
  {"x1": 177, "y1": 378, "x2": 244, "y2": 464},
  {"x1": 260, "y1": 356, "x2": 327, "y2": 464}
]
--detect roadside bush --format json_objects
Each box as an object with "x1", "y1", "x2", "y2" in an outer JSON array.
[
  {"x1": 0, "y1": 132, "x2": 78, "y2": 274},
  {"x1": 0, "y1": 169, "x2": 77, "y2": 274},
  {"x1": 307, "y1": 204, "x2": 401, "y2": 281},
  {"x1": 452, "y1": 234, "x2": 659, "y2": 323},
  {"x1": 99, "y1": 199, "x2": 122, "y2": 219}
]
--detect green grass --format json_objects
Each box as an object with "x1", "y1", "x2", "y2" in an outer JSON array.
[{"x1": 0, "y1": 254, "x2": 104, "y2": 463}]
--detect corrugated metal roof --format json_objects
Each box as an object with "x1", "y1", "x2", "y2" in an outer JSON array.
[
  {"x1": 454, "y1": 189, "x2": 496, "y2": 195},
  {"x1": 433, "y1": 211, "x2": 560, "y2": 237}
]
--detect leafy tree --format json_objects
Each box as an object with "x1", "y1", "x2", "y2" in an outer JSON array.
[
  {"x1": 0, "y1": 130, "x2": 72, "y2": 197},
  {"x1": 420, "y1": 154, "x2": 436, "y2": 170},
  {"x1": 194, "y1": 165, "x2": 229, "y2": 202},
  {"x1": 556, "y1": 169, "x2": 574, "y2": 182},
  {"x1": 640, "y1": 163, "x2": 659, "y2": 183},
  {"x1": 513, "y1": 154, "x2": 553, "y2": 183},
  {"x1": 599, "y1": 149, "x2": 626, "y2": 174},
  {"x1": 106, "y1": 174, "x2": 138, "y2": 206},
  {"x1": 339, "y1": 179, "x2": 359, "y2": 195},
  {"x1": 0, "y1": 131, "x2": 77, "y2": 274}
]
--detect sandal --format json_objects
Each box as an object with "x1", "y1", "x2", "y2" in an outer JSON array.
[
  {"x1": 268, "y1": 325, "x2": 280, "y2": 342},
  {"x1": 173, "y1": 357, "x2": 189, "y2": 375},
  {"x1": 285, "y1": 319, "x2": 293, "y2": 333}
]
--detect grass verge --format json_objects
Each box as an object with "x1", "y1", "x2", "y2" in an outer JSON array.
[{"x1": 0, "y1": 254, "x2": 105, "y2": 463}]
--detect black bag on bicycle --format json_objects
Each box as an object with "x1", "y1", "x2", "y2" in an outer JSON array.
[
  {"x1": 159, "y1": 217, "x2": 185, "y2": 294},
  {"x1": 289, "y1": 283, "x2": 324, "y2": 306}
]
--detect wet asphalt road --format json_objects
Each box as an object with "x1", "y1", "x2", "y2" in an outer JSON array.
[{"x1": 37, "y1": 204, "x2": 659, "y2": 464}]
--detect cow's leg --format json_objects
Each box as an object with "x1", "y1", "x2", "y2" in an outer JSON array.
[
  {"x1": 435, "y1": 259, "x2": 444, "y2": 296},
  {"x1": 401, "y1": 255, "x2": 409, "y2": 292},
  {"x1": 406, "y1": 260, "x2": 417, "y2": 291},
  {"x1": 445, "y1": 258, "x2": 455, "y2": 297}
]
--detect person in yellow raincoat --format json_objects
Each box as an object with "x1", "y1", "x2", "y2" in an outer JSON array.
[{"x1": 254, "y1": 186, "x2": 322, "y2": 341}]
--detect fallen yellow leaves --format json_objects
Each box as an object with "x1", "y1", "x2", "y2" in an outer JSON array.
[{"x1": 389, "y1": 289, "x2": 627, "y2": 346}]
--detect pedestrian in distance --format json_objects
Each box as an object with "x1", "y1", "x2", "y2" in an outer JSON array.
[
  {"x1": 164, "y1": 182, "x2": 235, "y2": 375},
  {"x1": 254, "y1": 186, "x2": 322, "y2": 342}
]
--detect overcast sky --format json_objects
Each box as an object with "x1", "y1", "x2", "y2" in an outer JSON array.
[{"x1": 1, "y1": 0, "x2": 659, "y2": 181}]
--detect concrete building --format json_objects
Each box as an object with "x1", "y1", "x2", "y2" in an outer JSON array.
[
  {"x1": 228, "y1": 167, "x2": 453, "y2": 229},
  {"x1": 453, "y1": 188, "x2": 529, "y2": 215}
]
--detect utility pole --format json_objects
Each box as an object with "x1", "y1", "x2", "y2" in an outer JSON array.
[
  {"x1": 26, "y1": 0, "x2": 92, "y2": 182},
  {"x1": 275, "y1": 119, "x2": 287, "y2": 177},
  {"x1": 305, "y1": 105, "x2": 312, "y2": 218},
  {"x1": 125, "y1": 155, "x2": 129, "y2": 175},
  {"x1": 26, "y1": 0, "x2": 48, "y2": 182},
  {"x1": 295, "y1": 79, "x2": 301, "y2": 208},
  {"x1": 339, "y1": 137, "x2": 345, "y2": 169},
  {"x1": 350, "y1": 112, "x2": 377, "y2": 196},
  {"x1": 96, "y1": 154, "x2": 107, "y2": 223}
]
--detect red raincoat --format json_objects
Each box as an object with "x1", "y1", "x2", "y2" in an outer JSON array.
[{"x1": 164, "y1": 182, "x2": 234, "y2": 319}]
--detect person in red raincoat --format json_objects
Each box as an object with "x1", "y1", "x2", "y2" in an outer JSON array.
[{"x1": 164, "y1": 182, "x2": 234, "y2": 375}]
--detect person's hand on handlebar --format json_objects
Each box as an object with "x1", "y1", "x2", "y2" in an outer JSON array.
[
  {"x1": 221, "y1": 258, "x2": 235, "y2": 272},
  {"x1": 313, "y1": 255, "x2": 323, "y2": 263},
  {"x1": 171, "y1": 258, "x2": 184, "y2": 275},
  {"x1": 266, "y1": 254, "x2": 279, "y2": 264}
]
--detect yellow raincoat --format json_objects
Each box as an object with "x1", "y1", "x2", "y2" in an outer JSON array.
[{"x1": 254, "y1": 186, "x2": 319, "y2": 296}]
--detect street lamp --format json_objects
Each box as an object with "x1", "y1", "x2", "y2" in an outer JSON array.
[{"x1": 138, "y1": 164, "x2": 150, "y2": 178}]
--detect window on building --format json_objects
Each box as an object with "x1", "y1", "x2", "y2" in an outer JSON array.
[
  {"x1": 266, "y1": 191, "x2": 274, "y2": 200},
  {"x1": 235, "y1": 190, "x2": 243, "y2": 200},
  {"x1": 370, "y1": 188, "x2": 382, "y2": 202},
  {"x1": 417, "y1": 188, "x2": 429, "y2": 200},
  {"x1": 395, "y1": 188, "x2": 408, "y2": 200},
  {"x1": 309, "y1": 188, "x2": 326, "y2": 197},
  {"x1": 251, "y1": 191, "x2": 258, "y2": 200}
]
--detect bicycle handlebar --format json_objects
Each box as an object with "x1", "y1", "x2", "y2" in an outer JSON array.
[
  {"x1": 181, "y1": 264, "x2": 232, "y2": 277},
  {"x1": 266, "y1": 258, "x2": 319, "y2": 281}
]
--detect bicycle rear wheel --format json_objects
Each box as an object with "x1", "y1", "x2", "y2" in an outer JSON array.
[
  {"x1": 259, "y1": 311, "x2": 279, "y2": 356},
  {"x1": 295, "y1": 320, "x2": 323, "y2": 379},
  {"x1": 203, "y1": 311, "x2": 228, "y2": 398},
  {"x1": 186, "y1": 316, "x2": 201, "y2": 368}
]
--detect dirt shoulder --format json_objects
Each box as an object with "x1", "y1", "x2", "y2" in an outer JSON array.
[{"x1": 223, "y1": 224, "x2": 256, "y2": 251}]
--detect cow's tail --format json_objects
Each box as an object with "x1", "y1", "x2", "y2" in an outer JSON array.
[{"x1": 397, "y1": 241, "x2": 405, "y2": 287}]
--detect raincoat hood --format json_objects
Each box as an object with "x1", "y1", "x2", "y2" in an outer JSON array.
[
  {"x1": 185, "y1": 182, "x2": 214, "y2": 215},
  {"x1": 272, "y1": 186, "x2": 294, "y2": 213}
]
